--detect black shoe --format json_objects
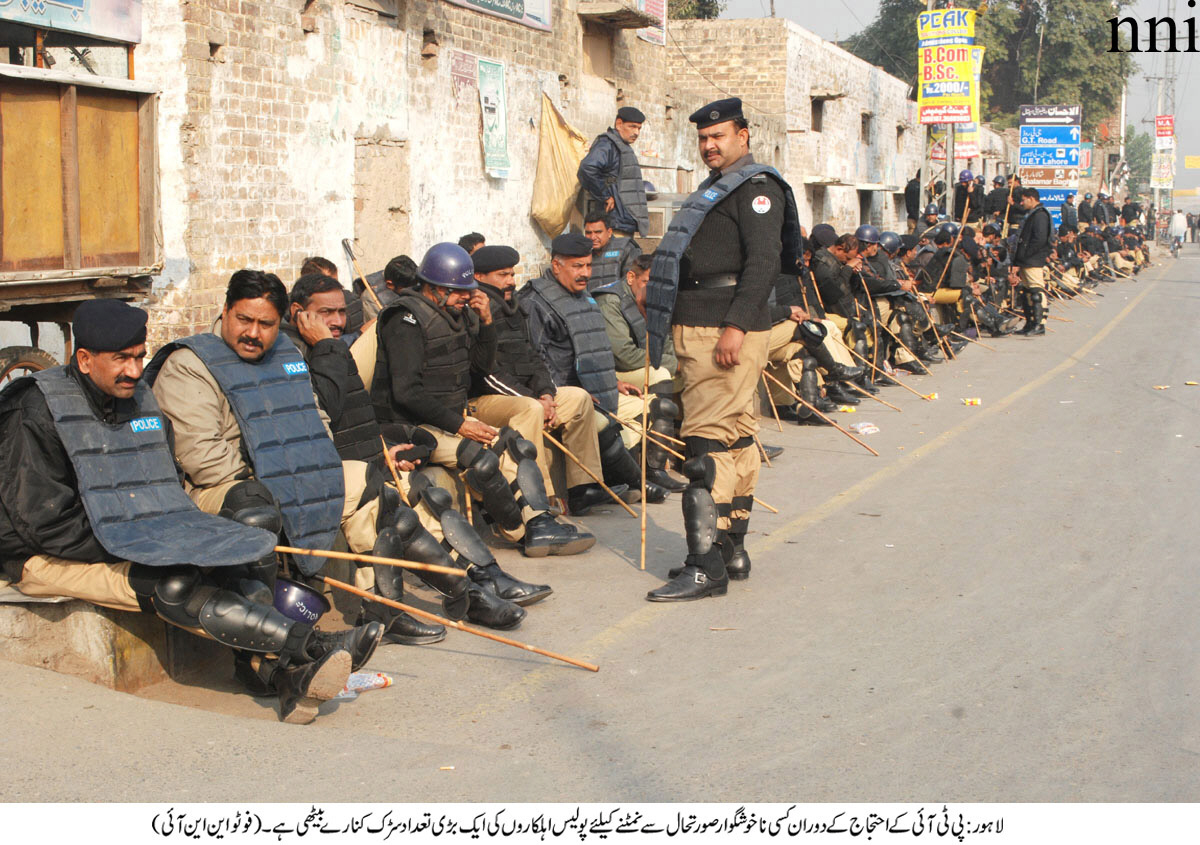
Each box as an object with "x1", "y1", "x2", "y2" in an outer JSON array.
[
  {"x1": 948, "y1": 338, "x2": 968, "y2": 353},
  {"x1": 815, "y1": 395, "x2": 840, "y2": 412},
  {"x1": 466, "y1": 582, "x2": 526, "y2": 630},
  {"x1": 726, "y1": 548, "x2": 751, "y2": 581},
  {"x1": 894, "y1": 360, "x2": 925, "y2": 375},
  {"x1": 827, "y1": 363, "x2": 864, "y2": 382},
  {"x1": 469, "y1": 561, "x2": 551, "y2": 606},
  {"x1": 377, "y1": 609, "x2": 447, "y2": 646},
  {"x1": 646, "y1": 565, "x2": 729, "y2": 602},
  {"x1": 1026, "y1": 324, "x2": 1045, "y2": 336},
  {"x1": 872, "y1": 372, "x2": 901, "y2": 387},
  {"x1": 796, "y1": 412, "x2": 832, "y2": 426},
  {"x1": 760, "y1": 444, "x2": 784, "y2": 460},
  {"x1": 855, "y1": 378, "x2": 881, "y2": 395},
  {"x1": 522, "y1": 513, "x2": 596, "y2": 557},
  {"x1": 644, "y1": 481, "x2": 670, "y2": 503},
  {"x1": 775, "y1": 403, "x2": 802, "y2": 422},
  {"x1": 308, "y1": 621, "x2": 384, "y2": 671},
  {"x1": 567, "y1": 483, "x2": 624, "y2": 516},
  {"x1": 647, "y1": 466, "x2": 688, "y2": 492},
  {"x1": 275, "y1": 648, "x2": 352, "y2": 725},
  {"x1": 917, "y1": 346, "x2": 944, "y2": 363},
  {"x1": 825, "y1": 384, "x2": 861, "y2": 405}
]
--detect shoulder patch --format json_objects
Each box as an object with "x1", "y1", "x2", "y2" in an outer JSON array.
[
  {"x1": 402, "y1": 312, "x2": 417, "y2": 325},
  {"x1": 751, "y1": 195, "x2": 772, "y2": 214},
  {"x1": 703, "y1": 189, "x2": 720, "y2": 202},
  {"x1": 749, "y1": 174, "x2": 768, "y2": 183}
]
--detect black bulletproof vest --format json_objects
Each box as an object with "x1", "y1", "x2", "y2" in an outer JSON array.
[
  {"x1": 603, "y1": 129, "x2": 649, "y2": 234},
  {"x1": 586, "y1": 236, "x2": 638, "y2": 294},
  {"x1": 21, "y1": 367, "x2": 275, "y2": 567},
  {"x1": 526, "y1": 271, "x2": 619, "y2": 413},
  {"x1": 480, "y1": 285, "x2": 544, "y2": 395},
  {"x1": 378, "y1": 289, "x2": 473, "y2": 413},
  {"x1": 330, "y1": 358, "x2": 380, "y2": 463},
  {"x1": 645, "y1": 162, "x2": 801, "y2": 367},
  {"x1": 591, "y1": 277, "x2": 647, "y2": 350},
  {"x1": 146, "y1": 333, "x2": 344, "y2": 576}
]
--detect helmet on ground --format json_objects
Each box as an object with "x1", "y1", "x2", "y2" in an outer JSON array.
[
  {"x1": 878, "y1": 231, "x2": 902, "y2": 255},
  {"x1": 274, "y1": 576, "x2": 331, "y2": 624},
  {"x1": 416, "y1": 243, "x2": 478, "y2": 289},
  {"x1": 959, "y1": 169, "x2": 974, "y2": 184},
  {"x1": 853, "y1": 224, "x2": 880, "y2": 244}
]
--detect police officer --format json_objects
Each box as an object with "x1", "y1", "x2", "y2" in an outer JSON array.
[
  {"x1": 365, "y1": 243, "x2": 593, "y2": 558},
  {"x1": 1, "y1": 300, "x2": 370, "y2": 724},
  {"x1": 953, "y1": 170, "x2": 981, "y2": 223},
  {"x1": 578, "y1": 106, "x2": 650, "y2": 238},
  {"x1": 584, "y1": 212, "x2": 642, "y2": 294},
  {"x1": 643, "y1": 96, "x2": 792, "y2": 600},
  {"x1": 905, "y1": 171, "x2": 923, "y2": 233},
  {"x1": 984, "y1": 175, "x2": 1009, "y2": 221},
  {"x1": 1078, "y1": 192, "x2": 1094, "y2": 230},
  {"x1": 468, "y1": 244, "x2": 642, "y2": 514},
  {"x1": 1061, "y1": 193, "x2": 1079, "y2": 230},
  {"x1": 518, "y1": 233, "x2": 671, "y2": 505},
  {"x1": 1008, "y1": 187, "x2": 1053, "y2": 336}
]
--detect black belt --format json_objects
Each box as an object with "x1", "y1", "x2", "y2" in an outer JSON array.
[{"x1": 679, "y1": 274, "x2": 738, "y2": 291}]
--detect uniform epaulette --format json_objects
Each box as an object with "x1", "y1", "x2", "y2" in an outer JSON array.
[{"x1": 749, "y1": 174, "x2": 768, "y2": 183}]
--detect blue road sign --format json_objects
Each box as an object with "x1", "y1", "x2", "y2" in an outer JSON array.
[
  {"x1": 1019, "y1": 147, "x2": 1081, "y2": 167},
  {"x1": 1020, "y1": 125, "x2": 1082, "y2": 147},
  {"x1": 1037, "y1": 189, "x2": 1076, "y2": 206}
]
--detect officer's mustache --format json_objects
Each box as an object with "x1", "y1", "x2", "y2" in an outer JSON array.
[
  {"x1": 115, "y1": 375, "x2": 138, "y2": 386},
  {"x1": 237, "y1": 336, "x2": 263, "y2": 349}
]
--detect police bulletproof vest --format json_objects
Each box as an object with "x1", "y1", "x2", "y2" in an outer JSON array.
[
  {"x1": 18, "y1": 367, "x2": 276, "y2": 567},
  {"x1": 330, "y1": 358, "x2": 380, "y2": 463},
  {"x1": 146, "y1": 333, "x2": 344, "y2": 576},
  {"x1": 591, "y1": 277, "x2": 647, "y2": 349},
  {"x1": 586, "y1": 237, "x2": 638, "y2": 294},
  {"x1": 376, "y1": 289, "x2": 474, "y2": 415},
  {"x1": 603, "y1": 129, "x2": 649, "y2": 235},
  {"x1": 645, "y1": 163, "x2": 801, "y2": 367},
  {"x1": 482, "y1": 285, "x2": 544, "y2": 391},
  {"x1": 526, "y1": 271, "x2": 619, "y2": 413}
]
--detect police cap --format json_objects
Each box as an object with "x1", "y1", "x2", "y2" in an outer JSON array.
[
  {"x1": 616, "y1": 106, "x2": 645, "y2": 124},
  {"x1": 73, "y1": 299, "x2": 148, "y2": 352},
  {"x1": 472, "y1": 245, "x2": 520, "y2": 274},
  {"x1": 810, "y1": 223, "x2": 838, "y2": 248},
  {"x1": 551, "y1": 232, "x2": 594, "y2": 258},
  {"x1": 689, "y1": 97, "x2": 744, "y2": 130}
]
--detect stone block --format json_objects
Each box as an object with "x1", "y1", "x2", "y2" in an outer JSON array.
[{"x1": 0, "y1": 600, "x2": 227, "y2": 692}]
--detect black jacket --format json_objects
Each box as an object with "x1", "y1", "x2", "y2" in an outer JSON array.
[
  {"x1": 905, "y1": 178, "x2": 922, "y2": 220},
  {"x1": 0, "y1": 366, "x2": 177, "y2": 576},
  {"x1": 811, "y1": 247, "x2": 858, "y2": 318},
  {"x1": 472, "y1": 283, "x2": 557, "y2": 400},
  {"x1": 1013, "y1": 205, "x2": 1053, "y2": 268}
]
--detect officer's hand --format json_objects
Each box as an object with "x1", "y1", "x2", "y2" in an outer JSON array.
[
  {"x1": 387, "y1": 444, "x2": 418, "y2": 472},
  {"x1": 787, "y1": 305, "x2": 811, "y2": 323},
  {"x1": 295, "y1": 309, "x2": 333, "y2": 345},
  {"x1": 899, "y1": 278, "x2": 916, "y2": 292},
  {"x1": 605, "y1": 197, "x2": 616, "y2": 213},
  {"x1": 458, "y1": 419, "x2": 499, "y2": 444},
  {"x1": 617, "y1": 380, "x2": 642, "y2": 397},
  {"x1": 713, "y1": 326, "x2": 745, "y2": 370},
  {"x1": 468, "y1": 291, "x2": 492, "y2": 325},
  {"x1": 539, "y1": 394, "x2": 559, "y2": 427}
]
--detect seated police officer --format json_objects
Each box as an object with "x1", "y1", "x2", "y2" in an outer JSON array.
[
  {"x1": 469, "y1": 244, "x2": 636, "y2": 515},
  {"x1": 0, "y1": 300, "x2": 366, "y2": 724},
  {"x1": 147, "y1": 271, "x2": 473, "y2": 651},
  {"x1": 517, "y1": 233, "x2": 671, "y2": 505},
  {"x1": 584, "y1": 212, "x2": 642, "y2": 296},
  {"x1": 367, "y1": 243, "x2": 593, "y2": 557},
  {"x1": 284, "y1": 272, "x2": 543, "y2": 631}
]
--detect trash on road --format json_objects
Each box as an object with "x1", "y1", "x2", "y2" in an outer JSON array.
[
  {"x1": 333, "y1": 671, "x2": 394, "y2": 701},
  {"x1": 848, "y1": 421, "x2": 879, "y2": 434},
  {"x1": 961, "y1": 397, "x2": 981, "y2": 406},
  {"x1": 1153, "y1": 385, "x2": 1171, "y2": 390}
]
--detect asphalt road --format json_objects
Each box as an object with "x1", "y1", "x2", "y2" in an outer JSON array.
[{"x1": 2, "y1": 254, "x2": 1198, "y2": 803}]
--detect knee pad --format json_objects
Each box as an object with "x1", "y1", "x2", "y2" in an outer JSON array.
[
  {"x1": 154, "y1": 567, "x2": 203, "y2": 610},
  {"x1": 681, "y1": 455, "x2": 716, "y2": 491},
  {"x1": 506, "y1": 436, "x2": 538, "y2": 463},
  {"x1": 219, "y1": 481, "x2": 277, "y2": 518},
  {"x1": 649, "y1": 396, "x2": 679, "y2": 421},
  {"x1": 491, "y1": 426, "x2": 521, "y2": 456},
  {"x1": 597, "y1": 420, "x2": 624, "y2": 452},
  {"x1": 455, "y1": 438, "x2": 486, "y2": 470}
]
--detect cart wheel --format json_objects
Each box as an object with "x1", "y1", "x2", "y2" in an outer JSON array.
[{"x1": 0, "y1": 346, "x2": 59, "y2": 385}]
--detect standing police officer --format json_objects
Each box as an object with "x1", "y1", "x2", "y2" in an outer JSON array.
[
  {"x1": 578, "y1": 107, "x2": 650, "y2": 238},
  {"x1": 1009, "y1": 187, "x2": 1053, "y2": 336},
  {"x1": 644, "y1": 97, "x2": 795, "y2": 601}
]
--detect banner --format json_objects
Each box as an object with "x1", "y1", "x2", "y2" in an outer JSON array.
[
  {"x1": 1155, "y1": 115, "x2": 1175, "y2": 137},
  {"x1": 444, "y1": 0, "x2": 551, "y2": 32},
  {"x1": 1151, "y1": 152, "x2": 1175, "y2": 190},
  {"x1": 477, "y1": 59, "x2": 510, "y2": 178},
  {"x1": 929, "y1": 124, "x2": 979, "y2": 161},
  {"x1": 0, "y1": 0, "x2": 142, "y2": 43},
  {"x1": 1080, "y1": 142, "x2": 1094, "y2": 177},
  {"x1": 1185, "y1": 156, "x2": 1200, "y2": 170},
  {"x1": 637, "y1": 0, "x2": 665, "y2": 46},
  {"x1": 1019, "y1": 104, "x2": 1082, "y2": 228},
  {"x1": 916, "y1": 9, "x2": 976, "y2": 125}
]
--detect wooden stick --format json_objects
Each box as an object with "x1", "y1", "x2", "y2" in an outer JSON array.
[
  {"x1": 540, "y1": 430, "x2": 637, "y2": 518},
  {"x1": 762, "y1": 373, "x2": 785, "y2": 432},
  {"x1": 275, "y1": 546, "x2": 465, "y2": 577},
  {"x1": 598, "y1": 407, "x2": 685, "y2": 450},
  {"x1": 754, "y1": 434, "x2": 772, "y2": 467},
  {"x1": 321, "y1": 575, "x2": 598, "y2": 672},
  {"x1": 1003, "y1": 305, "x2": 1070, "y2": 324},
  {"x1": 639, "y1": 344, "x2": 650, "y2": 571},
  {"x1": 913, "y1": 289, "x2": 956, "y2": 360},
  {"x1": 379, "y1": 435, "x2": 412, "y2": 507},
  {"x1": 933, "y1": 195, "x2": 971, "y2": 291},
  {"x1": 829, "y1": 334, "x2": 934, "y2": 402},
  {"x1": 950, "y1": 330, "x2": 998, "y2": 352},
  {"x1": 762, "y1": 370, "x2": 880, "y2": 457},
  {"x1": 844, "y1": 380, "x2": 902, "y2": 412},
  {"x1": 342, "y1": 238, "x2": 384, "y2": 312}
]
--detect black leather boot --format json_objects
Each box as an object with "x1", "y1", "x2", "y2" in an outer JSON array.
[
  {"x1": 567, "y1": 482, "x2": 626, "y2": 516},
  {"x1": 469, "y1": 561, "x2": 551, "y2": 607},
  {"x1": 522, "y1": 512, "x2": 596, "y2": 557},
  {"x1": 649, "y1": 457, "x2": 730, "y2": 602},
  {"x1": 598, "y1": 420, "x2": 670, "y2": 503},
  {"x1": 466, "y1": 581, "x2": 526, "y2": 629},
  {"x1": 725, "y1": 529, "x2": 751, "y2": 581},
  {"x1": 308, "y1": 621, "x2": 384, "y2": 672},
  {"x1": 272, "y1": 649, "x2": 352, "y2": 725}
]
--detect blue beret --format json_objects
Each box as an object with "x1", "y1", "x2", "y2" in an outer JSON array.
[
  {"x1": 551, "y1": 233, "x2": 594, "y2": 258},
  {"x1": 689, "y1": 97, "x2": 744, "y2": 130},
  {"x1": 73, "y1": 299, "x2": 148, "y2": 352}
]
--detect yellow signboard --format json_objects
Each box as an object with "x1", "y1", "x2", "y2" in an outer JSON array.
[
  {"x1": 1185, "y1": 156, "x2": 1200, "y2": 170},
  {"x1": 916, "y1": 10, "x2": 977, "y2": 126},
  {"x1": 916, "y1": 8, "x2": 976, "y2": 44}
]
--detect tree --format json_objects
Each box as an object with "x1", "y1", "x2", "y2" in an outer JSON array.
[
  {"x1": 844, "y1": 1, "x2": 1135, "y2": 138},
  {"x1": 669, "y1": 0, "x2": 726, "y2": 19},
  {"x1": 1125, "y1": 124, "x2": 1153, "y2": 195}
]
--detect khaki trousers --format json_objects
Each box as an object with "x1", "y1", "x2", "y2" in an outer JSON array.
[
  {"x1": 673, "y1": 325, "x2": 770, "y2": 533},
  {"x1": 1019, "y1": 266, "x2": 1046, "y2": 291},
  {"x1": 471, "y1": 387, "x2": 600, "y2": 492},
  {"x1": 616, "y1": 364, "x2": 681, "y2": 395},
  {"x1": 594, "y1": 392, "x2": 649, "y2": 450},
  {"x1": 1113, "y1": 254, "x2": 1134, "y2": 273},
  {"x1": 874, "y1": 300, "x2": 917, "y2": 364},
  {"x1": 15, "y1": 555, "x2": 139, "y2": 612},
  {"x1": 764, "y1": 320, "x2": 807, "y2": 406}
]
